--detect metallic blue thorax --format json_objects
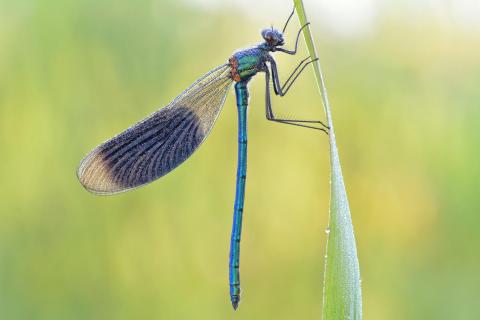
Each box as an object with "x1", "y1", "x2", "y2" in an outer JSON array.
[{"x1": 230, "y1": 47, "x2": 269, "y2": 82}]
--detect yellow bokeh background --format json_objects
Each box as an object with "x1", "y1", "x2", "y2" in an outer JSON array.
[{"x1": 1, "y1": 1, "x2": 479, "y2": 319}]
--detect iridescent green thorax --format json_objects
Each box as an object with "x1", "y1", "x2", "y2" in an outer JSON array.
[{"x1": 229, "y1": 48, "x2": 269, "y2": 82}]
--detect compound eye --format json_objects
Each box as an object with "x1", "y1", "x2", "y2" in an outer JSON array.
[{"x1": 262, "y1": 30, "x2": 274, "y2": 41}]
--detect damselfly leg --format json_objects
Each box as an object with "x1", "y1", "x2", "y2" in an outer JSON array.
[
  {"x1": 279, "y1": 57, "x2": 321, "y2": 95},
  {"x1": 281, "y1": 7, "x2": 296, "y2": 34},
  {"x1": 265, "y1": 56, "x2": 329, "y2": 133},
  {"x1": 275, "y1": 23, "x2": 310, "y2": 55},
  {"x1": 264, "y1": 63, "x2": 328, "y2": 133}
]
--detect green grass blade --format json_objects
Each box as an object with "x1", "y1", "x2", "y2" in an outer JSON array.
[{"x1": 292, "y1": 1, "x2": 363, "y2": 319}]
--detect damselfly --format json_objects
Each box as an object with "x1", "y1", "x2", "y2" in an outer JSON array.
[{"x1": 77, "y1": 8, "x2": 328, "y2": 310}]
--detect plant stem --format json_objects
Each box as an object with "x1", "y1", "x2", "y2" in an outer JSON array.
[{"x1": 292, "y1": 1, "x2": 362, "y2": 319}]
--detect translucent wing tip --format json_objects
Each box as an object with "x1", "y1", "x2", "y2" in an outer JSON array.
[{"x1": 76, "y1": 150, "x2": 125, "y2": 195}]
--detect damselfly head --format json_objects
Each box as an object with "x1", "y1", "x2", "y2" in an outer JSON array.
[{"x1": 261, "y1": 28, "x2": 284, "y2": 47}]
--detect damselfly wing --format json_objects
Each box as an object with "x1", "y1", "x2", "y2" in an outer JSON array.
[{"x1": 77, "y1": 64, "x2": 233, "y2": 195}]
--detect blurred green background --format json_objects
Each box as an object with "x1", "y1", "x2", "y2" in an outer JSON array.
[{"x1": 1, "y1": 0, "x2": 479, "y2": 319}]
